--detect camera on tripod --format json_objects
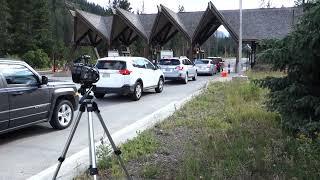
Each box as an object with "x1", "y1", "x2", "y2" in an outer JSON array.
[
  {"x1": 54, "y1": 55, "x2": 131, "y2": 180},
  {"x1": 71, "y1": 55, "x2": 100, "y2": 89}
]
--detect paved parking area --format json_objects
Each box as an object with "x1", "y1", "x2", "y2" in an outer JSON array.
[
  {"x1": 0, "y1": 58, "x2": 241, "y2": 179},
  {"x1": 0, "y1": 74, "x2": 217, "y2": 180}
]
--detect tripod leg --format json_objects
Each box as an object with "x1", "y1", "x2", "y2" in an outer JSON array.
[
  {"x1": 93, "y1": 109, "x2": 132, "y2": 180},
  {"x1": 52, "y1": 111, "x2": 84, "y2": 180},
  {"x1": 87, "y1": 106, "x2": 98, "y2": 180}
]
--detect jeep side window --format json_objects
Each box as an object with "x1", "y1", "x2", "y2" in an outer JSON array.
[{"x1": 0, "y1": 64, "x2": 38, "y2": 86}]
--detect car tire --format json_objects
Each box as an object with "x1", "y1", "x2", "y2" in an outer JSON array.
[
  {"x1": 94, "y1": 93, "x2": 105, "y2": 99},
  {"x1": 155, "y1": 78, "x2": 164, "y2": 93},
  {"x1": 50, "y1": 100, "x2": 74, "y2": 130},
  {"x1": 183, "y1": 73, "x2": 188, "y2": 84},
  {"x1": 131, "y1": 81, "x2": 142, "y2": 101},
  {"x1": 192, "y1": 71, "x2": 197, "y2": 81}
]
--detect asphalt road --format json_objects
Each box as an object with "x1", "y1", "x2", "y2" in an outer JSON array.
[{"x1": 0, "y1": 74, "x2": 216, "y2": 180}]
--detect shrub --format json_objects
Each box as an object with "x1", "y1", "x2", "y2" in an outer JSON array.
[{"x1": 22, "y1": 49, "x2": 50, "y2": 69}]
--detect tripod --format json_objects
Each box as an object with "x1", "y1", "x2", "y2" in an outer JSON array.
[{"x1": 53, "y1": 86, "x2": 131, "y2": 180}]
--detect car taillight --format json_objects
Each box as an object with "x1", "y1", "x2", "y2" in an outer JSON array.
[
  {"x1": 207, "y1": 64, "x2": 211, "y2": 68},
  {"x1": 119, "y1": 69, "x2": 132, "y2": 75},
  {"x1": 175, "y1": 66, "x2": 184, "y2": 70}
]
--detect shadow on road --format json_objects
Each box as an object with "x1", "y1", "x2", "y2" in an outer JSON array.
[
  {"x1": 95, "y1": 91, "x2": 157, "y2": 103},
  {"x1": 0, "y1": 125, "x2": 55, "y2": 145}
]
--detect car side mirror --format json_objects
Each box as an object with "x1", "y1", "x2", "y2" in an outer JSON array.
[{"x1": 41, "y1": 76, "x2": 48, "y2": 85}]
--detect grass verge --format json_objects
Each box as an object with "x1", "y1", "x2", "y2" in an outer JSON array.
[{"x1": 76, "y1": 71, "x2": 320, "y2": 179}]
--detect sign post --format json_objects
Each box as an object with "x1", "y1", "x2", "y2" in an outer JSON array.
[{"x1": 237, "y1": 0, "x2": 243, "y2": 74}]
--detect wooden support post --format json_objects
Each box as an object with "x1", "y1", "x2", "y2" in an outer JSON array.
[
  {"x1": 144, "y1": 45, "x2": 150, "y2": 59},
  {"x1": 93, "y1": 47, "x2": 100, "y2": 59},
  {"x1": 251, "y1": 42, "x2": 256, "y2": 68},
  {"x1": 235, "y1": 50, "x2": 239, "y2": 73},
  {"x1": 188, "y1": 42, "x2": 193, "y2": 60}
]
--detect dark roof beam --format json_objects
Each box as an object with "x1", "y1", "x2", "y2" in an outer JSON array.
[
  {"x1": 162, "y1": 30, "x2": 179, "y2": 46},
  {"x1": 197, "y1": 24, "x2": 220, "y2": 46},
  {"x1": 87, "y1": 31, "x2": 103, "y2": 47},
  {"x1": 75, "y1": 30, "x2": 90, "y2": 45},
  {"x1": 160, "y1": 5, "x2": 191, "y2": 43},
  {"x1": 128, "y1": 35, "x2": 139, "y2": 45},
  {"x1": 208, "y1": 2, "x2": 238, "y2": 41},
  {"x1": 160, "y1": 24, "x2": 173, "y2": 43},
  {"x1": 127, "y1": 29, "x2": 134, "y2": 43},
  {"x1": 195, "y1": 18, "x2": 221, "y2": 46},
  {"x1": 75, "y1": 10, "x2": 109, "y2": 43},
  {"x1": 112, "y1": 26, "x2": 130, "y2": 42},
  {"x1": 115, "y1": 8, "x2": 148, "y2": 43},
  {"x1": 151, "y1": 21, "x2": 172, "y2": 43}
]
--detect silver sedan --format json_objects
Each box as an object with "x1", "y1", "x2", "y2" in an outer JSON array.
[{"x1": 194, "y1": 59, "x2": 217, "y2": 75}]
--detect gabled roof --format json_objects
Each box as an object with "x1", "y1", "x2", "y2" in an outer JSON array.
[
  {"x1": 178, "y1": 11, "x2": 204, "y2": 39},
  {"x1": 76, "y1": 10, "x2": 112, "y2": 41},
  {"x1": 72, "y1": 2, "x2": 303, "y2": 48},
  {"x1": 138, "y1": 14, "x2": 157, "y2": 39},
  {"x1": 116, "y1": 8, "x2": 148, "y2": 42},
  {"x1": 221, "y1": 7, "x2": 303, "y2": 41},
  {"x1": 160, "y1": 5, "x2": 191, "y2": 41}
]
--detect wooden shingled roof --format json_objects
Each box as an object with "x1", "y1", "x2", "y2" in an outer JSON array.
[
  {"x1": 221, "y1": 7, "x2": 303, "y2": 41},
  {"x1": 72, "y1": 2, "x2": 303, "y2": 46}
]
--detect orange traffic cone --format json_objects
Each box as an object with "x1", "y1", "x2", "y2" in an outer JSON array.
[{"x1": 221, "y1": 71, "x2": 228, "y2": 77}]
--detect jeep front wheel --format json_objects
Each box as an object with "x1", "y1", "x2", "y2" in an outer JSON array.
[{"x1": 50, "y1": 100, "x2": 74, "y2": 130}]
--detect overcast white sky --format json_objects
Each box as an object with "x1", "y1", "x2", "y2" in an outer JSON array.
[{"x1": 87, "y1": 0, "x2": 296, "y2": 13}]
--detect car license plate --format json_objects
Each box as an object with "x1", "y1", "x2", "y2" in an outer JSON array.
[
  {"x1": 165, "y1": 68, "x2": 172, "y2": 72},
  {"x1": 102, "y1": 73, "x2": 110, "y2": 78}
]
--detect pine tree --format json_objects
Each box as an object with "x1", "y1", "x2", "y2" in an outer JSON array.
[
  {"x1": 112, "y1": 0, "x2": 132, "y2": 11},
  {"x1": 0, "y1": 0, "x2": 11, "y2": 56},
  {"x1": 8, "y1": 0, "x2": 35, "y2": 55},
  {"x1": 257, "y1": 1, "x2": 320, "y2": 137},
  {"x1": 31, "y1": 0, "x2": 52, "y2": 54}
]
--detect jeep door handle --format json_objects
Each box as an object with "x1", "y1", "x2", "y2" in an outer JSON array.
[{"x1": 12, "y1": 91, "x2": 25, "y2": 96}]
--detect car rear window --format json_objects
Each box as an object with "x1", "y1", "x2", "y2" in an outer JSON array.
[
  {"x1": 195, "y1": 60, "x2": 209, "y2": 64},
  {"x1": 96, "y1": 60, "x2": 126, "y2": 70},
  {"x1": 159, "y1": 59, "x2": 180, "y2": 65}
]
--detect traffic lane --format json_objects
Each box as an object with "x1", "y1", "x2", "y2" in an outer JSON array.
[{"x1": 0, "y1": 75, "x2": 214, "y2": 180}]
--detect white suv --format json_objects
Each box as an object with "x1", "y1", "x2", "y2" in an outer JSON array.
[{"x1": 94, "y1": 57, "x2": 165, "y2": 101}]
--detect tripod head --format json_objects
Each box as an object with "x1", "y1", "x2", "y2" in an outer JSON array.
[{"x1": 78, "y1": 84, "x2": 96, "y2": 104}]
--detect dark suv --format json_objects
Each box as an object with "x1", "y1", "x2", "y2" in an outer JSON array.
[{"x1": 0, "y1": 60, "x2": 79, "y2": 134}]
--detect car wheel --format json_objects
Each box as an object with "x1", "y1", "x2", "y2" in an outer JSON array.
[
  {"x1": 94, "y1": 93, "x2": 105, "y2": 99},
  {"x1": 183, "y1": 73, "x2": 188, "y2": 84},
  {"x1": 132, "y1": 81, "x2": 142, "y2": 101},
  {"x1": 155, "y1": 78, "x2": 164, "y2": 93},
  {"x1": 50, "y1": 100, "x2": 74, "y2": 130},
  {"x1": 192, "y1": 71, "x2": 197, "y2": 81}
]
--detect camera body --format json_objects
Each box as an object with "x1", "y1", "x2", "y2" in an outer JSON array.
[{"x1": 71, "y1": 55, "x2": 100, "y2": 87}]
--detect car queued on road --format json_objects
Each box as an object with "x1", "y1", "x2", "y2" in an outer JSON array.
[
  {"x1": 0, "y1": 56, "x2": 222, "y2": 134},
  {"x1": 94, "y1": 56, "x2": 222, "y2": 101}
]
